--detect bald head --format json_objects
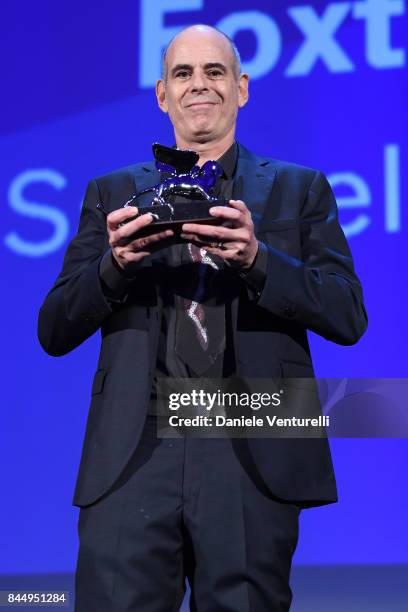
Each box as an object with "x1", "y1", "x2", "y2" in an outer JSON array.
[{"x1": 162, "y1": 25, "x2": 241, "y2": 81}]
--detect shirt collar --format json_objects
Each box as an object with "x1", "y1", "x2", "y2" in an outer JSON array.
[{"x1": 216, "y1": 140, "x2": 238, "y2": 180}]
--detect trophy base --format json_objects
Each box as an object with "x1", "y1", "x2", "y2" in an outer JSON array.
[{"x1": 126, "y1": 199, "x2": 228, "y2": 237}]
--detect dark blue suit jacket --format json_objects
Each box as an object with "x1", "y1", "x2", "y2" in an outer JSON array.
[{"x1": 38, "y1": 143, "x2": 368, "y2": 508}]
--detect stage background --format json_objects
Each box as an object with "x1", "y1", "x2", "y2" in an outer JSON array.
[{"x1": 1, "y1": 0, "x2": 407, "y2": 609}]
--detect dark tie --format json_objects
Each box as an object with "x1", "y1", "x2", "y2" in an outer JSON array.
[
  {"x1": 174, "y1": 241, "x2": 226, "y2": 376},
  {"x1": 173, "y1": 165, "x2": 236, "y2": 376}
]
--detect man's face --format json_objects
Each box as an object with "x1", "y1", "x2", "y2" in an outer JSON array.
[{"x1": 156, "y1": 29, "x2": 249, "y2": 146}]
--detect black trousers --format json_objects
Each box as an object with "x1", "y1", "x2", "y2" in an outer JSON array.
[{"x1": 75, "y1": 416, "x2": 301, "y2": 611}]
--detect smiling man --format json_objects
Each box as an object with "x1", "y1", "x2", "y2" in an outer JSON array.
[
  {"x1": 157, "y1": 26, "x2": 247, "y2": 153},
  {"x1": 38, "y1": 24, "x2": 367, "y2": 612}
]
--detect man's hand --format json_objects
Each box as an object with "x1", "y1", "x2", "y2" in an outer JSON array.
[
  {"x1": 180, "y1": 200, "x2": 259, "y2": 270},
  {"x1": 107, "y1": 207, "x2": 174, "y2": 271}
]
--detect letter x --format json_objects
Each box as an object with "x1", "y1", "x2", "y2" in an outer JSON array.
[{"x1": 286, "y1": 3, "x2": 354, "y2": 76}]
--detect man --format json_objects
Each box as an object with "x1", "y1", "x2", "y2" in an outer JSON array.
[{"x1": 38, "y1": 24, "x2": 367, "y2": 612}]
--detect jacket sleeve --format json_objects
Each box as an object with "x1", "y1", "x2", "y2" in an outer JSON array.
[
  {"x1": 37, "y1": 179, "x2": 115, "y2": 356},
  {"x1": 37, "y1": 178, "x2": 150, "y2": 356},
  {"x1": 256, "y1": 170, "x2": 368, "y2": 345}
]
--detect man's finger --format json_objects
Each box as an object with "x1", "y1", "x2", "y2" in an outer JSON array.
[
  {"x1": 180, "y1": 224, "x2": 246, "y2": 243},
  {"x1": 202, "y1": 244, "x2": 238, "y2": 262},
  {"x1": 227, "y1": 200, "x2": 248, "y2": 212},
  {"x1": 107, "y1": 206, "x2": 140, "y2": 229},
  {"x1": 109, "y1": 212, "x2": 155, "y2": 244},
  {"x1": 208, "y1": 205, "x2": 241, "y2": 221},
  {"x1": 134, "y1": 228, "x2": 174, "y2": 248},
  {"x1": 114, "y1": 226, "x2": 173, "y2": 249}
]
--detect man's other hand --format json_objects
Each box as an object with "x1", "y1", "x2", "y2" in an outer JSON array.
[{"x1": 180, "y1": 200, "x2": 259, "y2": 270}]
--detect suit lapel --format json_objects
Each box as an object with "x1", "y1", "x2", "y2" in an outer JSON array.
[
  {"x1": 233, "y1": 143, "x2": 277, "y2": 236},
  {"x1": 133, "y1": 162, "x2": 160, "y2": 195}
]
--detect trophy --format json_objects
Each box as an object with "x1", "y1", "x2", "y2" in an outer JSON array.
[{"x1": 119, "y1": 143, "x2": 228, "y2": 237}]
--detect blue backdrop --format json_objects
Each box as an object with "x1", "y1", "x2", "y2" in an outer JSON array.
[{"x1": 2, "y1": 0, "x2": 407, "y2": 575}]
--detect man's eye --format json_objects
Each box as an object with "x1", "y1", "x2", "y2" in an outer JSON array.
[
  {"x1": 176, "y1": 71, "x2": 190, "y2": 78},
  {"x1": 208, "y1": 70, "x2": 222, "y2": 77}
]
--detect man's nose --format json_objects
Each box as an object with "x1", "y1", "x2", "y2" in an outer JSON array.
[{"x1": 189, "y1": 71, "x2": 208, "y2": 92}]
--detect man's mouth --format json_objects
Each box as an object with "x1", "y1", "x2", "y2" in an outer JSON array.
[{"x1": 186, "y1": 101, "x2": 217, "y2": 108}]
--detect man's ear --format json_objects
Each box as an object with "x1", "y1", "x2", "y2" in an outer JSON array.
[
  {"x1": 156, "y1": 80, "x2": 168, "y2": 113},
  {"x1": 237, "y1": 73, "x2": 249, "y2": 108}
]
